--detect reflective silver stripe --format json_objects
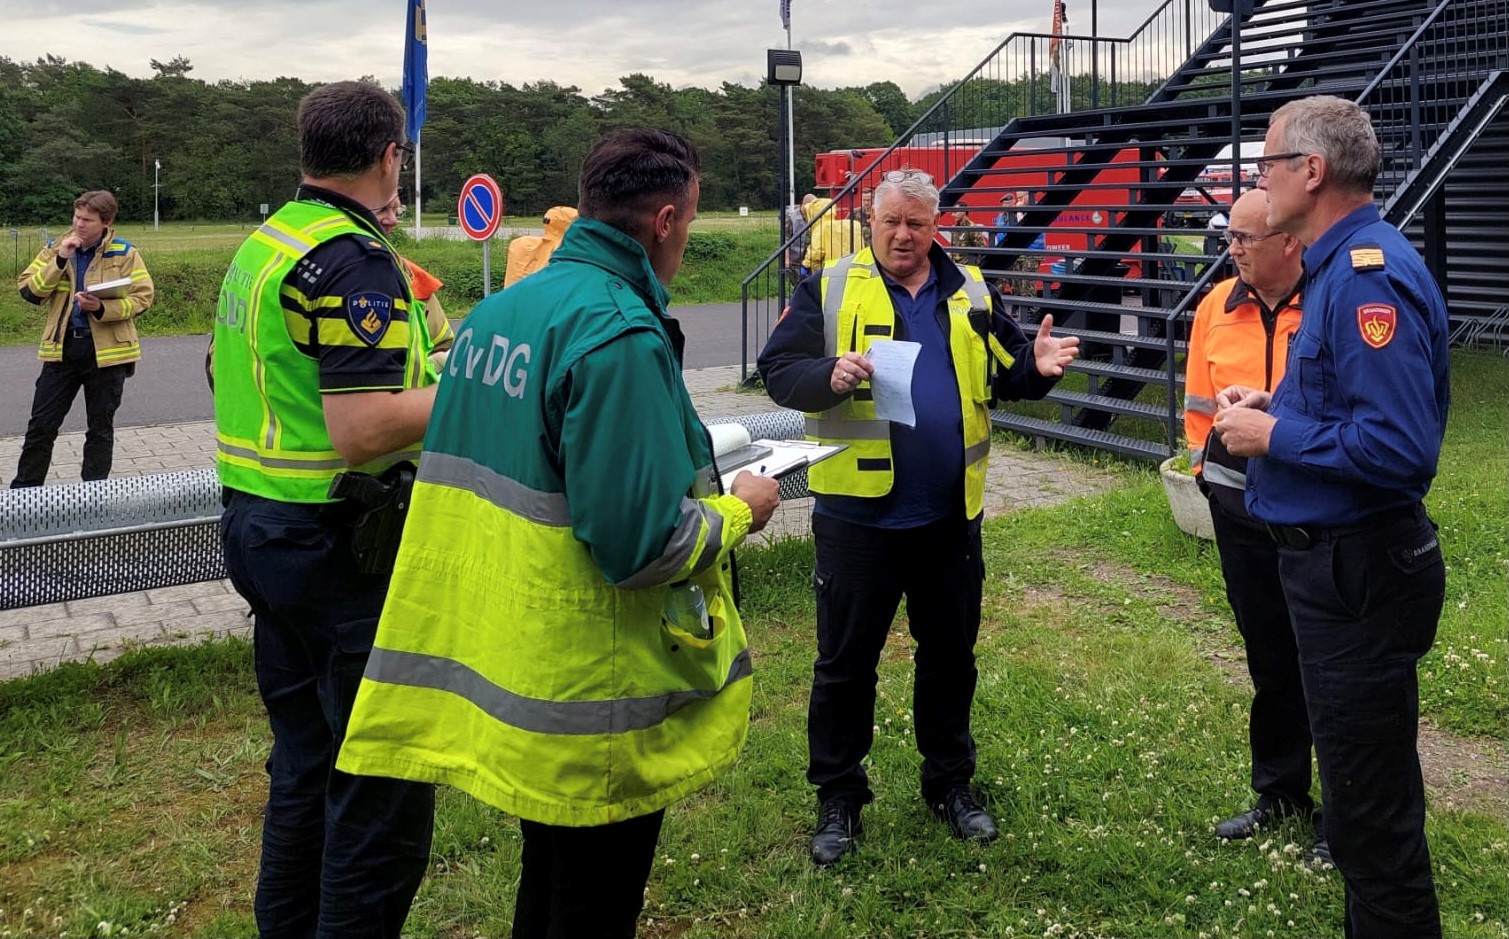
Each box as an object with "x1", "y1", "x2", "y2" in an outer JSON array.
[
  {"x1": 964, "y1": 436, "x2": 991, "y2": 466},
  {"x1": 1190, "y1": 447, "x2": 1206, "y2": 471},
  {"x1": 617, "y1": 497, "x2": 726, "y2": 588},
  {"x1": 256, "y1": 222, "x2": 314, "y2": 256},
  {"x1": 819, "y1": 255, "x2": 878, "y2": 358},
  {"x1": 958, "y1": 267, "x2": 990, "y2": 309},
  {"x1": 1184, "y1": 394, "x2": 1216, "y2": 416},
  {"x1": 419, "y1": 451, "x2": 571, "y2": 527},
  {"x1": 1202, "y1": 461, "x2": 1247, "y2": 491},
  {"x1": 803, "y1": 416, "x2": 891, "y2": 440},
  {"x1": 216, "y1": 439, "x2": 348, "y2": 471},
  {"x1": 820, "y1": 256, "x2": 854, "y2": 358},
  {"x1": 364, "y1": 646, "x2": 753, "y2": 736},
  {"x1": 693, "y1": 465, "x2": 715, "y2": 497}
]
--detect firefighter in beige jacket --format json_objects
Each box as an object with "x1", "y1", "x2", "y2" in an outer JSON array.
[{"x1": 11, "y1": 190, "x2": 153, "y2": 486}]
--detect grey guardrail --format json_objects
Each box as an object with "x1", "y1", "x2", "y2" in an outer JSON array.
[
  {"x1": 0, "y1": 410, "x2": 809, "y2": 611},
  {"x1": 0, "y1": 472, "x2": 224, "y2": 611}
]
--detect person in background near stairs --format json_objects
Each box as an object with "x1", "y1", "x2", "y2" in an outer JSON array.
[
  {"x1": 759, "y1": 167, "x2": 1078, "y2": 867},
  {"x1": 1184, "y1": 188, "x2": 1327, "y2": 862},
  {"x1": 1216, "y1": 94, "x2": 1451, "y2": 939}
]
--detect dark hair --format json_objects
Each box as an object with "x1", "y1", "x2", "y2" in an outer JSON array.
[
  {"x1": 296, "y1": 81, "x2": 406, "y2": 180},
  {"x1": 74, "y1": 190, "x2": 118, "y2": 224},
  {"x1": 578, "y1": 128, "x2": 700, "y2": 237}
]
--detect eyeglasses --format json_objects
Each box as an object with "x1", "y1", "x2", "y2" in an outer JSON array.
[
  {"x1": 1222, "y1": 229, "x2": 1284, "y2": 247},
  {"x1": 883, "y1": 169, "x2": 933, "y2": 185},
  {"x1": 1254, "y1": 151, "x2": 1306, "y2": 179},
  {"x1": 394, "y1": 141, "x2": 415, "y2": 171}
]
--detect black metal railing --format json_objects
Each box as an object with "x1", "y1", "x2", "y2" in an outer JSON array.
[{"x1": 739, "y1": 0, "x2": 1229, "y2": 381}]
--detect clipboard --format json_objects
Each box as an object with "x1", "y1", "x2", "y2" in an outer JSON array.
[{"x1": 717, "y1": 438, "x2": 845, "y2": 492}]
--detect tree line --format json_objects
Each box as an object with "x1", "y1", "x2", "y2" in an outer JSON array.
[
  {"x1": 0, "y1": 55, "x2": 916, "y2": 224},
  {"x1": 0, "y1": 55, "x2": 1166, "y2": 225}
]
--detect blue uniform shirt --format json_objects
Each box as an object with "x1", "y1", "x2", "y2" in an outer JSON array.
[
  {"x1": 70, "y1": 242, "x2": 97, "y2": 332},
  {"x1": 1246, "y1": 204, "x2": 1450, "y2": 527}
]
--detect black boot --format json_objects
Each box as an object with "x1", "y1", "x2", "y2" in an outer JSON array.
[{"x1": 810, "y1": 798, "x2": 862, "y2": 866}]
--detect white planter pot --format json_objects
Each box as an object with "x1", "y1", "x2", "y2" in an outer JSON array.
[{"x1": 1159, "y1": 456, "x2": 1215, "y2": 540}]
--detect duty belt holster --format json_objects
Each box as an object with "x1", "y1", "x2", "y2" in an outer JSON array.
[{"x1": 327, "y1": 461, "x2": 416, "y2": 576}]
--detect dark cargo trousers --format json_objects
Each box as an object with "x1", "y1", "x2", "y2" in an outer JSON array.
[
  {"x1": 1207, "y1": 495, "x2": 1315, "y2": 813},
  {"x1": 221, "y1": 489, "x2": 435, "y2": 939},
  {"x1": 1277, "y1": 505, "x2": 1444, "y2": 939},
  {"x1": 807, "y1": 512, "x2": 984, "y2": 806}
]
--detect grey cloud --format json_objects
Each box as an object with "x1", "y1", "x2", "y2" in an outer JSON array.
[{"x1": 0, "y1": 1, "x2": 1187, "y2": 97}]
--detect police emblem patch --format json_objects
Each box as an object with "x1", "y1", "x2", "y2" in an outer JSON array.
[
  {"x1": 347, "y1": 292, "x2": 394, "y2": 346},
  {"x1": 1357, "y1": 302, "x2": 1396, "y2": 349}
]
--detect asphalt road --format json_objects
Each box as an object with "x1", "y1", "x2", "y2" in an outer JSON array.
[{"x1": 0, "y1": 301, "x2": 749, "y2": 435}]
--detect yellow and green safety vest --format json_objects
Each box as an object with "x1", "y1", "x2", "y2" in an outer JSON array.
[
  {"x1": 803, "y1": 248, "x2": 1011, "y2": 520},
  {"x1": 337, "y1": 217, "x2": 754, "y2": 827},
  {"x1": 213, "y1": 200, "x2": 430, "y2": 502}
]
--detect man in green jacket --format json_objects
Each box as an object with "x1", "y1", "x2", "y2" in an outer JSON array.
[{"x1": 338, "y1": 128, "x2": 779, "y2": 939}]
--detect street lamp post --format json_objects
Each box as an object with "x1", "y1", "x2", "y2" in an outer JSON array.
[{"x1": 153, "y1": 159, "x2": 161, "y2": 232}]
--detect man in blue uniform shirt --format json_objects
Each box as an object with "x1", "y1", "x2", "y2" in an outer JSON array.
[
  {"x1": 1214, "y1": 95, "x2": 1449, "y2": 939},
  {"x1": 760, "y1": 170, "x2": 1078, "y2": 866}
]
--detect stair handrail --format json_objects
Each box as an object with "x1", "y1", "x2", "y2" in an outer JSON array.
[{"x1": 740, "y1": 0, "x2": 1226, "y2": 291}]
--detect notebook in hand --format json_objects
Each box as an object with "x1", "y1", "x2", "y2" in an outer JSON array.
[{"x1": 82, "y1": 277, "x2": 135, "y2": 299}]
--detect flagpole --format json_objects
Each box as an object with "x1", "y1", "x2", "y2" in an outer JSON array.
[
  {"x1": 414, "y1": 132, "x2": 422, "y2": 239},
  {"x1": 785, "y1": 20, "x2": 795, "y2": 211}
]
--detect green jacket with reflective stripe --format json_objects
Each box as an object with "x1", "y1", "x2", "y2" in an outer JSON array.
[
  {"x1": 213, "y1": 200, "x2": 427, "y2": 502},
  {"x1": 337, "y1": 218, "x2": 754, "y2": 827}
]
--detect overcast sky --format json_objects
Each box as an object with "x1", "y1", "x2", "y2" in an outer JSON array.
[{"x1": 3, "y1": 1, "x2": 1160, "y2": 98}]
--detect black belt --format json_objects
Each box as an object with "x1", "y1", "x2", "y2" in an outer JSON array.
[
  {"x1": 68, "y1": 327, "x2": 91, "y2": 339},
  {"x1": 1264, "y1": 503, "x2": 1426, "y2": 550}
]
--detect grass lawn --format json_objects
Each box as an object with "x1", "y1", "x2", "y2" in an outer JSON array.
[
  {"x1": 0, "y1": 352, "x2": 1502, "y2": 938},
  {"x1": 0, "y1": 217, "x2": 785, "y2": 347}
]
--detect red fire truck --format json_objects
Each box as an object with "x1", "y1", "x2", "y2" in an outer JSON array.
[
  {"x1": 813, "y1": 144, "x2": 1245, "y2": 277},
  {"x1": 815, "y1": 144, "x2": 1140, "y2": 252}
]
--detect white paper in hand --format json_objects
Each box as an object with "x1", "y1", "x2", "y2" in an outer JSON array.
[{"x1": 865, "y1": 339, "x2": 921, "y2": 427}]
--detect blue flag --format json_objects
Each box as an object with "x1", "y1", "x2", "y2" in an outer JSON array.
[
  {"x1": 402, "y1": 0, "x2": 428, "y2": 143},
  {"x1": 780, "y1": 0, "x2": 791, "y2": 30}
]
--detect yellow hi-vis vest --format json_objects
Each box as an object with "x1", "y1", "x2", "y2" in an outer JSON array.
[
  {"x1": 804, "y1": 249, "x2": 1012, "y2": 520},
  {"x1": 337, "y1": 228, "x2": 752, "y2": 827},
  {"x1": 213, "y1": 201, "x2": 431, "y2": 502}
]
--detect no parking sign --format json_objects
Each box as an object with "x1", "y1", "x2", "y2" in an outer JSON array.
[
  {"x1": 457, "y1": 173, "x2": 504, "y2": 294},
  {"x1": 457, "y1": 174, "x2": 503, "y2": 241}
]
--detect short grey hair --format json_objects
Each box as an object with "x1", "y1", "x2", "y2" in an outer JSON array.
[
  {"x1": 873, "y1": 173, "x2": 940, "y2": 217},
  {"x1": 1270, "y1": 95, "x2": 1381, "y2": 195}
]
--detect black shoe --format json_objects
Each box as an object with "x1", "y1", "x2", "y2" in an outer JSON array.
[
  {"x1": 931, "y1": 787, "x2": 999, "y2": 843},
  {"x1": 1213, "y1": 801, "x2": 1306, "y2": 840},
  {"x1": 810, "y1": 798, "x2": 862, "y2": 866},
  {"x1": 1303, "y1": 837, "x2": 1334, "y2": 868}
]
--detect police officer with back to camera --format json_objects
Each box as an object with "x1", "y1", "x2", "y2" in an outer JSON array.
[
  {"x1": 213, "y1": 80, "x2": 437, "y2": 939},
  {"x1": 1215, "y1": 94, "x2": 1450, "y2": 939}
]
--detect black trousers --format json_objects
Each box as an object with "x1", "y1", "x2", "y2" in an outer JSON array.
[
  {"x1": 1278, "y1": 505, "x2": 1443, "y2": 939},
  {"x1": 221, "y1": 491, "x2": 435, "y2": 939},
  {"x1": 1207, "y1": 494, "x2": 1314, "y2": 812},
  {"x1": 512, "y1": 810, "x2": 665, "y2": 939},
  {"x1": 807, "y1": 512, "x2": 984, "y2": 805},
  {"x1": 11, "y1": 330, "x2": 128, "y2": 487}
]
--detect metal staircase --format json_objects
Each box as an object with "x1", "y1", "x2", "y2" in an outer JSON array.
[{"x1": 739, "y1": 0, "x2": 1509, "y2": 460}]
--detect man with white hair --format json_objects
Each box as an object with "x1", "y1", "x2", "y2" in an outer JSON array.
[{"x1": 759, "y1": 168, "x2": 1079, "y2": 866}]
